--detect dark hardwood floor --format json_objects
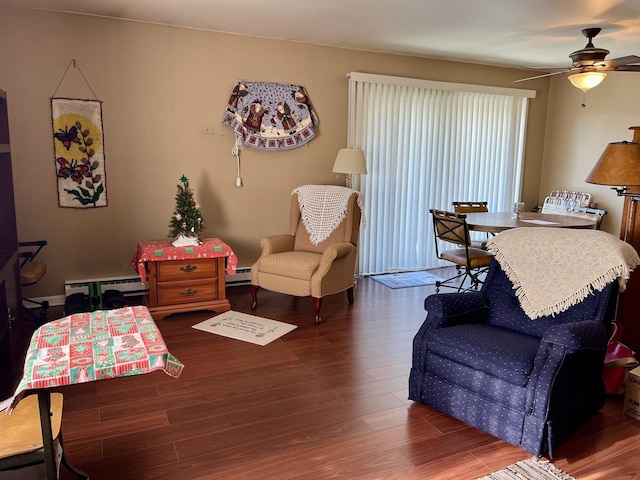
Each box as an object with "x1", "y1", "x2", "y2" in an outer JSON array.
[{"x1": 40, "y1": 272, "x2": 640, "y2": 479}]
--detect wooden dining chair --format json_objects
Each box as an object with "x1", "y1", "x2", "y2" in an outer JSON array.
[
  {"x1": 451, "y1": 201, "x2": 489, "y2": 213},
  {"x1": 452, "y1": 201, "x2": 491, "y2": 249},
  {"x1": 430, "y1": 209, "x2": 494, "y2": 293},
  {"x1": 19, "y1": 240, "x2": 50, "y2": 323}
]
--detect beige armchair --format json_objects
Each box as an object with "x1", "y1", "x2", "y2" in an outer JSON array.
[{"x1": 251, "y1": 186, "x2": 362, "y2": 324}]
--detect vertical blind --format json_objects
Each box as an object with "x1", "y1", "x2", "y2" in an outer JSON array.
[{"x1": 347, "y1": 72, "x2": 535, "y2": 275}]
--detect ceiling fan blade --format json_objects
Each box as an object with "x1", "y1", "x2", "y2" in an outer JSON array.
[
  {"x1": 601, "y1": 55, "x2": 640, "y2": 68},
  {"x1": 520, "y1": 66, "x2": 568, "y2": 72},
  {"x1": 514, "y1": 28, "x2": 640, "y2": 84},
  {"x1": 513, "y1": 70, "x2": 569, "y2": 83},
  {"x1": 613, "y1": 65, "x2": 640, "y2": 72}
]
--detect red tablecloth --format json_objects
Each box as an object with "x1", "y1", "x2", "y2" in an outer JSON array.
[
  {"x1": 131, "y1": 237, "x2": 237, "y2": 285},
  {"x1": 8, "y1": 306, "x2": 184, "y2": 412}
]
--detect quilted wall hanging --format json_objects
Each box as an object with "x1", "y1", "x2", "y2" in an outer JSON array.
[
  {"x1": 52, "y1": 98, "x2": 107, "y2": 208},
  {"x1": 51, "y1": 59, "x2": 107, "y2": 208},
  {"x1": 222, "y1": 81, "x2": 320, "y2": 151}
]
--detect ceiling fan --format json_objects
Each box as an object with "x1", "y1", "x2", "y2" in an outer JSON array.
[{"x1": 514, "y1": 27, "x2": 640, "y2": 92}]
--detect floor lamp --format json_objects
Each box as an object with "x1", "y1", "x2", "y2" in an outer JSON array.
[
  {"x1": 332, "y1": 148, "x2": 367, "y2": 284},
  {"x1": 585, "y1": 135, "x2": 640, "y2": 351},
  {"x1": 332, "y1": 148, "x2": 367, "y2": 188},
  {"x1": 585, "y1": 139, "x2": 640, "y2": 208}
]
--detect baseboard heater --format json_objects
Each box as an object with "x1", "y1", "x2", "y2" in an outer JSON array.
[
  {"x1": 64, "y1": 267, "x2": 252, "y2": 297},
  {"x1": 226, "y1": 266, "x2": 252, "y2": 286},
  {"x1": 64, "y1": 275, "x2": 148, "y2": 298}
]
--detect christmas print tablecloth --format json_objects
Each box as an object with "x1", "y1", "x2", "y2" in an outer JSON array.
[
  {"x1": 132, "y1": 237, "x2": 237, "y2": 285},
  {"x1": 8, "y1": 306, "x2": 184, "y2": 412}
]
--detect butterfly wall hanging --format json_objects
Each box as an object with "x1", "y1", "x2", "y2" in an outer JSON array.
[{"x1": 51, "y1": 97, "x2": 107, "y2": 208}]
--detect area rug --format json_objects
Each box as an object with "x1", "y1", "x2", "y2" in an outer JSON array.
[
  {"x1": 476, "y1": 457, "x2": 576, "y2": 480},
  {"x1": 192, "y1": 311, "x2": 297, "y2": 346},
  {"x1": 370, "y1": 270, "x2": 445, "y2": 289}
]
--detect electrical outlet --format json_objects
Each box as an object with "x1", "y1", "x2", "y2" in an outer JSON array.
[{"x1": 200, "y1": 126, "x2": 214, "y2": 134}]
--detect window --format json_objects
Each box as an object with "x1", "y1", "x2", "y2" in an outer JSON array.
[{"x1": 347, "y1": 72, "x2": 535, "y2": 274}]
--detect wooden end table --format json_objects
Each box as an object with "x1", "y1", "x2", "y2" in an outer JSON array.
[{"x1": 132, "y1": 238, "x2": 237, "y2": 320}]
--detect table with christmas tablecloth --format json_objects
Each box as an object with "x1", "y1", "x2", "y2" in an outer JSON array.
[
  {"x1": 8, "y1": 305, "x2": 184, "y2": 411},
  {"x1": 4, "y1": 306, "x2": 183, "y2": 480},
  {"x1": 131, "y1": 237, "x2": 237, "y2": 285},
  {"x1": 131, "y1": 238, "x2": 236, "y2": 319}
]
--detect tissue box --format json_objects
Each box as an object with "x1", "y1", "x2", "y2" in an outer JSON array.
[{"x1": 623, "y1": 365, "x2": 640, "y2": 421}]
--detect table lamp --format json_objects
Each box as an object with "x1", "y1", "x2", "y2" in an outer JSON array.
[{"x1": 332, "y1": 148, "x2": 367, "y2": 188}]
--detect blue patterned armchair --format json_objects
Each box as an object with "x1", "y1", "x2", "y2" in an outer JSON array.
[{"x1": 408, "y1": 227, "x2": 640, "y2": 457}]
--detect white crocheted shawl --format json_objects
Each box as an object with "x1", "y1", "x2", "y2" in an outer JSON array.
[
  {"x1": 292, "y1": 185, "x2": 365, "y2": 245},
  {"x1": 487, "y1": 228, "x2": 640, "y2": 319}
]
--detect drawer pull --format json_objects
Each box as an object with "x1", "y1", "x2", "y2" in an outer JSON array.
[
  {"x1": 180, "y1": 288, "x2": 197, "y2": 296},
  {"x1": 180, "y1": 263, "x2": 197, "y2": 273}
]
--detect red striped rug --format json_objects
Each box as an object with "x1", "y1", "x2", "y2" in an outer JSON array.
[{"x1": 477, "y1": 458, "x2": 576, "y2": 480}]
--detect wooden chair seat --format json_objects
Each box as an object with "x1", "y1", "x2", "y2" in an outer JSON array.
[
  {"x1": 0, "y1": 393, "x2": 88, "y2": 479},
  {"x1": 19, "y1": 260, "x2": 47, "y2": 286},
  {"x1": 440, "y1": 247, "x2": 494, "y2": 269},
  {"x1": 0, "y1": 393, "x2": 63, "y2": 460}
]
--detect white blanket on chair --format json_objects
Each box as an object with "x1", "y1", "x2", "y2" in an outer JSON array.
[
  {"x1": 487, "y1": 228, "x2": 640, "y2": 319},
  {"x1": 292, "y1": 185, "x2": 364, "y2": 245}
]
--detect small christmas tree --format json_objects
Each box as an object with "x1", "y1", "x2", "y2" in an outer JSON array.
[{"x1": 168, "y1": 175, "x2": 204, "y2": 245}]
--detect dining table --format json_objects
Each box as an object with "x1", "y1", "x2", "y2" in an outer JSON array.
[{"x1": 464, "y1": 211, "x2": 597, "y2": 233}]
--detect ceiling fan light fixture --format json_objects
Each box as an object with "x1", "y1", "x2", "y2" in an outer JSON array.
[{"x1": 568, "y1": 72, "x2": 607, "y2": 92}]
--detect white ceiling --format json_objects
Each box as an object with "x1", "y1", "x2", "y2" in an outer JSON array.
[{"x1": 2, "y1": 0, "x2": 640, "y2": 74}]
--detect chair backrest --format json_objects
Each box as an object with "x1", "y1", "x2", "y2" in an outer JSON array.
[
  {"x1": 18, "y1": 240, "x2": 47, "y2": 268},
  {"x1": 18, "y1": 240, "x2": 48, "y2": 286},
  {"x1": 566, "y1": 206, "x2": 607, "y2": 230},
  {"x1": 540, "y1": 190, "x2": 591, "y2": 215},
  {"x1": 430, "y1": 209, "x2": 471, "y2": 248},
  {"x1": 291, "y1": 191, "x2": 361, "y2": 253},
  {"x1": 452, "y1": 201, "x2": 489, "y2": 213},
  {"x1": 481, "y1": 260, "x2": 617, "y2": 338}
]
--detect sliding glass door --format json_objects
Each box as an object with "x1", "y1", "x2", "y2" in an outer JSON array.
[{"x1": 347, "y1": 73, "x2": 535, "y2": 275}]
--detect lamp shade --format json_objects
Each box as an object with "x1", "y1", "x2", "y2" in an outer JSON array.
[
  {"x1": 332, "y1": 148, "x2": 367, "y2": 175},
  {"x1": 586, "y1": 141, "x2": 640, "y2": 186},
  {"x1": 568, "y1": 72, "x2": 606, "y2": 92}
]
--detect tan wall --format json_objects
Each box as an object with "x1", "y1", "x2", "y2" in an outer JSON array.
[
  {"x1": 542, "y1": 73, "x2": 640, "y2": 236},
  {"x1": 0, "y1": 6, "x2": 550, "y2": 298}
]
